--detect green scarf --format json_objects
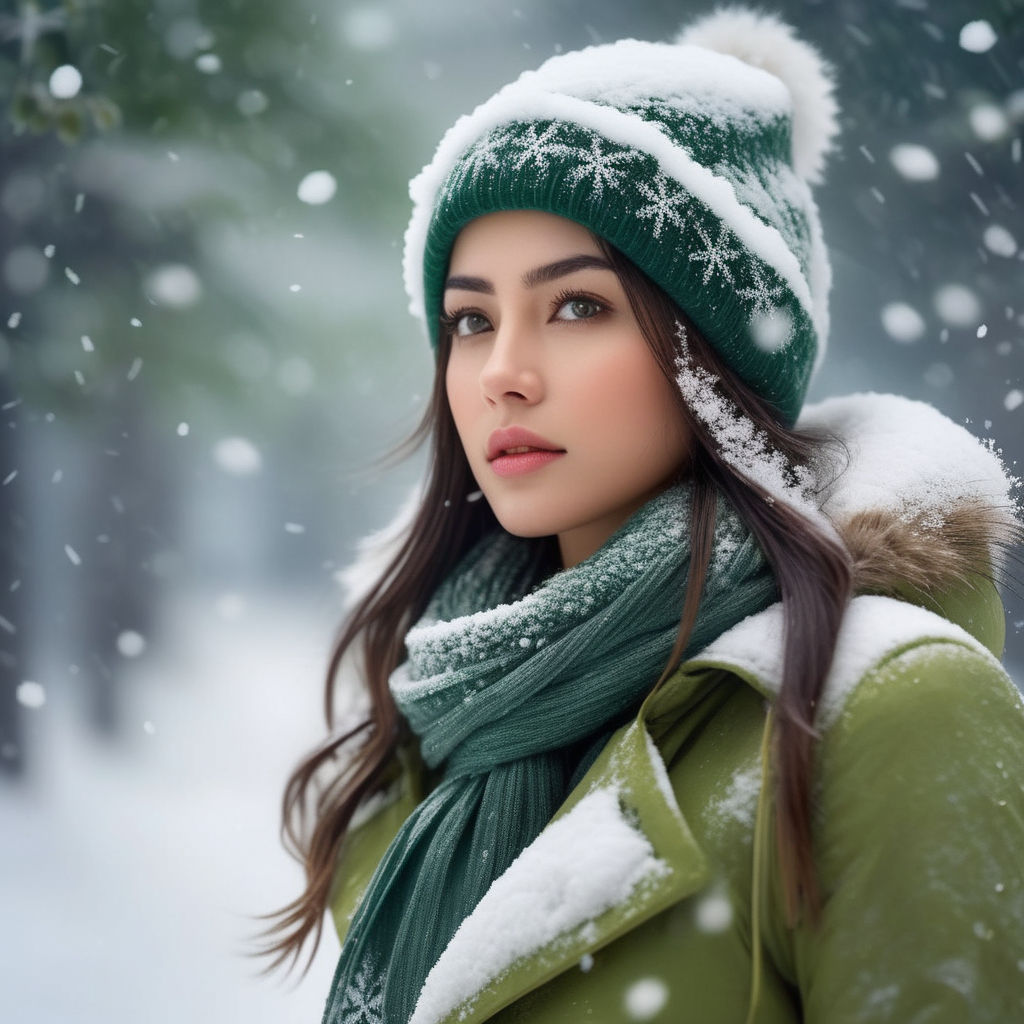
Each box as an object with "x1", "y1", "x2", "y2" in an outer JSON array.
[{"x1": 322, "y1": 484, "x2": 777, "y2": 1023}]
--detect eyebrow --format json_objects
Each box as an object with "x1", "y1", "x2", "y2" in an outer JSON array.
[{"x1": 444, "y1": 254, "x2": 614, "y2": 294}]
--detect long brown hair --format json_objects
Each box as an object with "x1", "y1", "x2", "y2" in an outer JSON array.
[{"x1": 254, "y1": 236, "x2": 852, "y2": 973}]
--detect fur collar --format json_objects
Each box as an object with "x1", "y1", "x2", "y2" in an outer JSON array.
[{"x1": 798, "y1": 393, "x2": 1020, "y2": 600}]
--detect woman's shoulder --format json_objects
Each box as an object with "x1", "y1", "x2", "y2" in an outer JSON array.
[{"x1": 681, "y1": 587, "x2": 1018, "y2": 735}]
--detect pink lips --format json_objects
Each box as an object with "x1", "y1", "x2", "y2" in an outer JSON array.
[{"x1": 487, "y1": 426, "x2": 565, "y2": 478}]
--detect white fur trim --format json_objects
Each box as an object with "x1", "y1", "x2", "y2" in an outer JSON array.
[{"x1": 677, "y1": 7, "x2": 840, "y2": 184}]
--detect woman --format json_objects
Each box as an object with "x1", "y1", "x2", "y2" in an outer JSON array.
[{"x1": 261, "y1": 9, "x2": 1024, "y2": 1023}]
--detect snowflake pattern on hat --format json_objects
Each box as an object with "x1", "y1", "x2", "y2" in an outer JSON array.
[
  {"x1": 565, "y1": 135, "x2": 644, "y2": 198},
  {"x1": 635, "y1": 171, "x2": 692, "y2": 239},
  {"x1": 425, "y1": 87, "x2": 821, "y2": 424}
]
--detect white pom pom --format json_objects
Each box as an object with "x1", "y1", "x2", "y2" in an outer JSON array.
[{"x1": 676, "y1": 6, "x2": 839, "y2": 184}]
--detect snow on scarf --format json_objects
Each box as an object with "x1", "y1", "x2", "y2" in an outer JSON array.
[{"x1": 322, "y1": 483, "x2": 777, "y2": 1023}]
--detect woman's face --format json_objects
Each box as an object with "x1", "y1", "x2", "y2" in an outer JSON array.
[{"x1": 444, "y1": 210, "x2": 692, "y2": 568}]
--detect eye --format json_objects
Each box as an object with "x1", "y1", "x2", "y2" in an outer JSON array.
[
  {"x1": 553, "y1": 294, "x2": 605, "y2": 322},
  {"x1": 441, "y1": 309, "x2": 492, "y2": 337}
]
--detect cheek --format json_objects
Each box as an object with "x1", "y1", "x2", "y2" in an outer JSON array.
[
  {"x1": 445, "y1": 357, "x2": 476, "y2": 437},
  {"x1": 568, "y1": 345, "x2": 679, "y2": 442}
]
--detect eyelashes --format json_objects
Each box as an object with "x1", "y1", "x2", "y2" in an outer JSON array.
[{"x1": 439, "y1": 289, "x2": 612, "y2": 337}]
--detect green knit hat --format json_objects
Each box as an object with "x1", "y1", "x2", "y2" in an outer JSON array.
[{"x1": 402, "y1": 8, "x2": 839, "y2": 425}]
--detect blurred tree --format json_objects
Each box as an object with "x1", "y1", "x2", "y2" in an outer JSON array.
[{"x1": 0, "y1": 0, "x2": 423, "y2": 760}]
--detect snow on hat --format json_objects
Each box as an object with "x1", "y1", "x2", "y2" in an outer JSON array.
[{"x1": 402, "y1": 7, "x2": 839, "y2": 425}]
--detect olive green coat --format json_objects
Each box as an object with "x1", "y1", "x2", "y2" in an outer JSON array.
[{"x1": 329, "y1": 572, "x2": 1024, "y2": 1024}]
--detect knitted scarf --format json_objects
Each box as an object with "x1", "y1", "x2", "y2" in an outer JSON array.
[{"x1": 322, "y1": 484, "x2": 777, "y2": 1023}]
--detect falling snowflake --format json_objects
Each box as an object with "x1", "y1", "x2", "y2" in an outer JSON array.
[
  {"x1": 635, "y1": 172, "x2": 691, "y2": 239},
  {"x1": 736, "y1": 262, "x2": 785, "y2": 317},
  {"x1": 566, "y1": 135, "x2": 642, "y2": 199},
  {"x1": 688, "y1": 221, "x2": 740, "y2": 286},
  {"x1": 340, "y1": 961, "x2": 385, "y2": 1024}
]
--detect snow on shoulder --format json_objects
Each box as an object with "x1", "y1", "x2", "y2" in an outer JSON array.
[
  {"x1": 408, "y1": 786, "x2": 667, "y2": 1024},
  {"x1": 690, "y1": 595, "x2": 1002, "y2": 730}
]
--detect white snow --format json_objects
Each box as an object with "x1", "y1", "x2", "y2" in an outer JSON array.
[
  {"x1": 409, "y1": 786, "x2": 667, "y2": 1024},
  {"x1": 48, "y1": 64, "x2": 82, "y2": 99},
  {"x1": 623, "y1": 977, "x2": 669, "y2": 1020},
  {"x1": 176, "y1": 422, "x2": 189, "y2": 437},
  {"x1": 880, "y1": 302, "x2": 925, "y2": 343},
  {"x1": 705, "y1": 761, "x2": 761, "y2": 833},
  {"x1": 798, "y1": 392, "x2": 1015, "y2": 534},
  {"x1": 236, "y1": 89, "x2": 268, "y2": 116},
  {"x1": 146, "y1": 263, "x2": 202, "y2": 308},
  {"x1": 694, "y1": 889, "x2": 733, "y2": 934},
  {"x1": 983, "y1": 224, "x2": 1018, "y2": 258},
  {"x1": 674, "y1": 323, "x2": 824, "y2": 525},
  {"x1": 959, "y1": 20, "x2": 998, "y2": 54},
  {"x1": 403, "y1": 42, "x2": 824, "y2": 343},
  {"x1": 749, "y1": 306, "x2": 793, "y2": 351},
  {"x1": 889, "y1": 143, "x2": 939, "y2": 181},
  {"x1": 1, "y1": 588, "x2": 339, "y2": 1023},
  {"x1": 691, "y1": 595, "x2": 1003, "y2": 728},
  {"x1": 64, "y1": 266, "x2": 80, "y2": 285},
  {"x1": 81, "y1": 334, "x2": 94, "y2": 351},
  {"x1": 676, "y1": 8, "x2": 839, "y2": 184},
  {"x1": 195, "y1": 53, "x2": 222, "y2": 74},
  {"x1": 212, "y1": 436, "x2": 262, "y2": 476},
  {"x1": 297, "y1": 170, "x2": 337, "y2": 206},
  {"x1": 64, "y1": 544, "x2": 81, "y2": 566},
  {"x1": 116, "y1": 630, "x2": 147, "y2": 658},
  {"x1": 520, "y1": 38, "x2": 790, "y2": 118},
  {"x1": 1005, "y1": 390, "x2": 1023, "y2": 412},
  {"x1": 340, "y1": 6, "x2": 397, "y2": 51},
  {"x1": 969, "y1": 104, "x2": 1009, "y2": 142},
  {"x1": 16, "y1": 681, "x2": 46, "y2": 709},
  {"x1": 933, "y1": 283, "x2": 980, "y2": 327}
]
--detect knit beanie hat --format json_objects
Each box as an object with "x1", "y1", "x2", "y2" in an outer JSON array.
[{"x1": 402, "y1": 8, "x2": 839, "y2": 425}]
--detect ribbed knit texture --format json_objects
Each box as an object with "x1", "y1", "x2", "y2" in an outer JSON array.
[{"x1": 321, "y1": 485, "x2": 778, "y2": 1023}]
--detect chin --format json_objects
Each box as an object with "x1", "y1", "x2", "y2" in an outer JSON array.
[
  {"x1": 484, "y1": 494, "x2": 572, "y2": 539},
  {"x1": 490, "y1": 507, "x2": 561, "y2": 540}
]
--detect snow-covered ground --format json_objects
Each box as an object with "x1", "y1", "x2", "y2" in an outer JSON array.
[{"x1": 0, "y1": 586, "x2": 343, "y2": 1023}]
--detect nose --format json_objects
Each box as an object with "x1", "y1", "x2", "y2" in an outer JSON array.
[{"x1": 479, "y1": 322, "x2": 543, "y2": 406}]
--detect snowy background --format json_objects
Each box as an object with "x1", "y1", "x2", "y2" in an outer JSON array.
[{"x1": 1, "y1": 1, "x2": 1022, "y2": 1021}]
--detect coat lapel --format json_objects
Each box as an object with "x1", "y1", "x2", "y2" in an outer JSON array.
[{"x1": 409, "y1": 674, "x2": 718, "y2": 1024}]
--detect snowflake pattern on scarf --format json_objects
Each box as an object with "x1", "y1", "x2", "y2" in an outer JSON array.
[{"x1": 338, "y1": 959, "x2": 385, "y2": 1024}]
